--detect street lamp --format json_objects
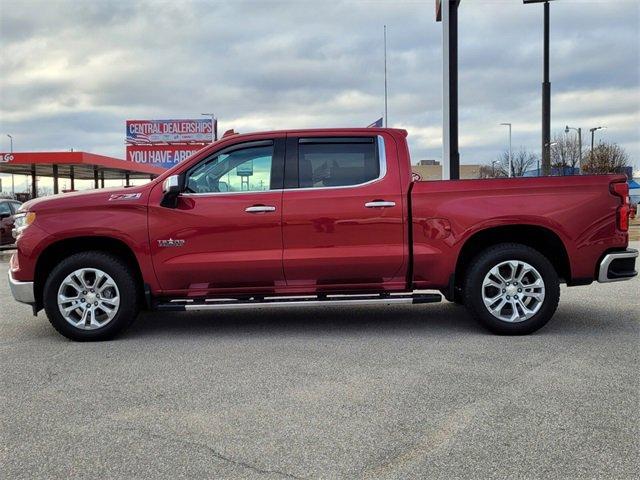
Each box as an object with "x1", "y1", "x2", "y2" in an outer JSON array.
[
  {"x1": 565, "y1": 125, "x2": 582, "y2": 173},
  {"x1": 491, "y1": 160, "x2": 500, "y2": 177},
  {"x1": 6, "y1": 134, "x2": 14, "y2": 197},
  {"x1": 589, "y1": 126, "x2": 606, "y2": 162},
  {"x1": 201, "y1": 113, "x2": 218, "y2": 141},
  {"x1": 500, "y1": 123, "x2": 513, "y2": 177},
  {"x1": 523, "y1": 0, "x2": 556, "y2": 176}
]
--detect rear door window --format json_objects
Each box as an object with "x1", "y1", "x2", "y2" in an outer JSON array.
[{"x1": 297, "y1": 138, "x2": 379, "y2": 188}]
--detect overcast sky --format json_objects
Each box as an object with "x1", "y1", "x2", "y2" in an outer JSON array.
[{"x1": 1, "y1": 0, "x2": 639, "y2": 172}]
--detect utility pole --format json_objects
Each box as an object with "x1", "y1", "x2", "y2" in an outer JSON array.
[
  {"x1": 524, "y1": 0, "x2": 554, "y2": 176},
  {"x1": 542, "y1": 1, "x2": 551, "y2": 176},
  {"x1": 500, "y1": 123, "x2": 513, "y2": 177},
  {"x1": 565, "y1": 125, "x2": 582, "y2": 173},
  {"x1": 384, "y1": 25, "x2": 388, "y2": 128}
]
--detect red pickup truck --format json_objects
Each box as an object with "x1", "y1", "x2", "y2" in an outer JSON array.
[{"x1": 8, "y1": 128, "x2": 637, "y2": 340}]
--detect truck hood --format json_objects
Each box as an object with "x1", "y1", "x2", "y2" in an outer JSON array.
[{"x1": 20, "y1": 186, "x2": 153, "y2": 213}]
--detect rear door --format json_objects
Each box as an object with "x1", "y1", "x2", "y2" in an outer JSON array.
[{"x1": 281, "y1": 134, "x2": 407, "y2": 292}]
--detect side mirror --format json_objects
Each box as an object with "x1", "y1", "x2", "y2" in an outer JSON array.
[
  {"x1": 0, "y1": 212, "x2": 10, "y2": 220},
  {"x1": 160, "y1": 174, "x2": 184, "y2": 208},
  {"x1": 162, "y1": 175, "x2": 181, "y2": 194}
]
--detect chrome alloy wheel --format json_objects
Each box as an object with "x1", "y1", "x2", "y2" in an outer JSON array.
[
  {"x1": 57, "y1": 268, "x2": 121, "y2": 330},
  {"x1": 481, "y1": 260, "x2": 545, "y2": 323}
]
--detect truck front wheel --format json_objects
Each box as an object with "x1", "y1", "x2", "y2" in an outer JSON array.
[
  {"x1": 463, "y1": 243, "x2": 560, "y2": 335},
  {"x1": 43, "y1": 251, "x2": 140, "y2": 341}
]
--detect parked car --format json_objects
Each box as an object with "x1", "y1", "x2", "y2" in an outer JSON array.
[
  {"x1": 0, "y1": 199, "x2": 22, "y2": 246},
  {"x1": 7, "y1": 128, "x2": 637, "y2": 341}
]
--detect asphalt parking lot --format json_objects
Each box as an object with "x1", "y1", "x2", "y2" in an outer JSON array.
[{"x1": 1, "y1": 246, "x2": 639, "y2": 480}]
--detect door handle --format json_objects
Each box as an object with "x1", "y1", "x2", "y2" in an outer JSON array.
[
  {"x1": 245, "y1": 205, "x2": 276, "y2": 213},
  {"x1": 365, "y1": 201, "x2": 396, "y2": 208}
]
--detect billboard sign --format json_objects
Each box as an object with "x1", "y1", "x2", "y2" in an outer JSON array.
[
  {"x1": 126, "y1": 119, "x2": 213, "y2": 144},
  {"x1": 126, "y1": 144, "x2": 206, "y2": 170}
]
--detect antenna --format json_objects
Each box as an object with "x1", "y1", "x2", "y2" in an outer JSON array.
[{"x1": 384, "y1": 25, "x2": 388, "y2": 128}]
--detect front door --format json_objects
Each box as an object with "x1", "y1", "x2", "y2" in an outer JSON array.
[
  {"x1": 281, "y1": 134, "x2": 407, "y2": 292},
  {"x1": 148, "y1": 138, "x2": 286, "y2": 295}
]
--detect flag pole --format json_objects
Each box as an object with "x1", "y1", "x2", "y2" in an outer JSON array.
[{"x1": 384, "y1": 25, "x2": 388, "y2": 128}]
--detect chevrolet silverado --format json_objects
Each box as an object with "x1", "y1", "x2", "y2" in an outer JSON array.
[{"x1": 8, "y1": 128, "x2": 637, "y2": 340}]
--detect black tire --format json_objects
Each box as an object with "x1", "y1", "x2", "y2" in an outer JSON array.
[
  {"x1": 463, "y1": 243, "x2": 560, "y2": 335},
  {"x1": 43, "y1": 251, "x2": 140, "y2": 341}
]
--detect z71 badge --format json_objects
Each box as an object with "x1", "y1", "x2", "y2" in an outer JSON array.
[
  {"x1": 158, "y1": 239, "x2": 185, "y2": 247},
  {"x1": 109, "y1": 193, "x2": 142, "y2": 201}
]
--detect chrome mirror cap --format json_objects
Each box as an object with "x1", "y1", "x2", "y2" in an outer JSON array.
[{"x1": 162, "y1": 175, "x2": 180, "y2": 194}]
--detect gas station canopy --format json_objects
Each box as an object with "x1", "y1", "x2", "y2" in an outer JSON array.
[{"x1": 0, "y1": 151, "x2": 166, "y2": 198}]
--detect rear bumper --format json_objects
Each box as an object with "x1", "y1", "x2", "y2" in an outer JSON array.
[
  {"x1": 597, "y1": 249, "x2": 638, "y2": 283},
  {"x1": 8, "y1": 269, "x2": 35, "y2": 305}
]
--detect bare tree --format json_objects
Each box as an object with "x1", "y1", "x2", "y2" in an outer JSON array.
[
  {"x1": 493, "y1": 149, "x2": 538, "y2": 177},
  {"x1": 581, "y1": 141, "x2": 629, "y2": 175},
  {"x1": 550, "y1": 131, "x2": 581, "y2": 172},
  {"x1": 478, "y1": 165, "x2": 493, "y2": 179}
]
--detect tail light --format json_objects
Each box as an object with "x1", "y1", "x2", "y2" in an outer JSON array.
[{"x1": 610, "y1": 181, "x2": 630, "y2": 232}]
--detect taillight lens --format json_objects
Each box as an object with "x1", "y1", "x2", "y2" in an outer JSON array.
[{"x1": 610, "y1": 181, "x2": 630, "y2": 232}]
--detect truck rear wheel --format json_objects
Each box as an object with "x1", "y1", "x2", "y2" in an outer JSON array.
[
  {"x1": 463, "y1": 243, "x2": 560, "y2": 335},
  {"x1": 43, "y1": 251, "x2": 140, "y2": 341}
]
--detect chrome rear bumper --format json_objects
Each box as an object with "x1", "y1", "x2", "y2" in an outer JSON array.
[
  {"x1": 598, "y1": 249, "x2": 638, "y2": 283},
  {"x1": 8, "y1": 270, "x2": 35, "y2": 305}
]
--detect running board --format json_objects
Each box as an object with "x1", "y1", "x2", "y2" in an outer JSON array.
[{"x1": 154, "y1": 292, "x2": 442, "y2": 312}]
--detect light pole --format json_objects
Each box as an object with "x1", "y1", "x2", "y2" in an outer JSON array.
[
  {"x1": 500, "y1": 123, "x2": 513, "y2": 177},
  {"x1": 524, "y1": 0, "x2": 555, "y2": 176},
  {"x1": 6, "y1": 134, "x2": 14, "y2": 197},
  {"x1": 436, "y1": 0, "x2": 461, "y2": 180},
  {"x1": 201, "y1": 113, "x2": 218, "y2": 141},
  {"x1": 565, "y1": 125, "x2": 582, "y2": 173},
  {"x1": 589, "y1": 126, "x2": 606, "y2": 163}
]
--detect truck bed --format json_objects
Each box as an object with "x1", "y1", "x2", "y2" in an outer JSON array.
[{"x1": 410, "y1": 174, "x2": 628, "y2": 289}]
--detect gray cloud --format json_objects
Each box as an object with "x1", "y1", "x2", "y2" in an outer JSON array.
[{"x1": 0, "y1": 0, "x2": 638, "y2": 172}]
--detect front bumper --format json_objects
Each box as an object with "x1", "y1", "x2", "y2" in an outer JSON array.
[
  {"x1": 598, "y1": 249, "x2": 638, "y2": 283},
  {"x1": 8, "y1": 269, "x2": 35, "y2": 305}
]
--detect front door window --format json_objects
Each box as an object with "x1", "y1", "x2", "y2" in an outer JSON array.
[{"x1": 185, "y1": 144, "x2": 274, "y2": 194}]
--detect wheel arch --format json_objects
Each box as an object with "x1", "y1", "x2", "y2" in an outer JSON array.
[
  {"x1": 34, "y1": 236, "x2": 145, "y2": 311},
  {"x1": 454, "y1": 224, "x2": 571, "y2": 290}
]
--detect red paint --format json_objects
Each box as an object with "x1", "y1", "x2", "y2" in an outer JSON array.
[{"x1": 10, "y1": 128, "x2": 631, "y2": 303}]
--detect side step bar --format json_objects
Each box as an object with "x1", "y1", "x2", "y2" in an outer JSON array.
[{"x1": 154, "y1": 292, "x2": 442, "y2": 312}]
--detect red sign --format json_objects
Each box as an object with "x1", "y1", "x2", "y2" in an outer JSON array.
[{"x1": 126, "y1": 144, "x2": 206, "y2": 169}]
